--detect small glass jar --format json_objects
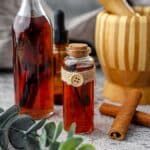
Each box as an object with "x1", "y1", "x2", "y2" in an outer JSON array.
[{"x1": 62, "y1": 43, "x2": 95, "y2": 134}]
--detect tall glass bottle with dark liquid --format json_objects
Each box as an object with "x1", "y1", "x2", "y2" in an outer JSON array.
[
  {"x1": 53, "y1": 10, "x2": 68, "y2": 105},
  {"x1": 12, "y1": 0, "x2": 54, "y2": 119}
]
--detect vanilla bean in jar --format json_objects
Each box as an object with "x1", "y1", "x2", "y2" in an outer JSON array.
[
  {"x1": 12, "y1": 0, "x2": 54, "y2": 119},
  {"x1": 62, "y1": 43, "x2": 95, "y2": 134}
]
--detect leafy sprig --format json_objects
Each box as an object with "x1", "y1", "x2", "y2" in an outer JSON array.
[
  {"x1": 0, "y1": 106, "x2": 19, "y2": 150},
  {"x1": 38, "y1": 122, "x2": 95, "y2": 150},
  {"x1": 0, "y1": 106, "x2": 95, "y2": 150}
]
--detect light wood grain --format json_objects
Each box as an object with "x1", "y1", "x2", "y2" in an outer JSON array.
[
  {"x1": 99, "y1": 0, "x2": 135, "y2": 16},
  {"x1": 95, "y1": 7, "x2": 150, "y2": 104}
]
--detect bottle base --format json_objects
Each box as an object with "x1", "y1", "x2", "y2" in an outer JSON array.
[
  {"x1": 20, "y1": 108, "x2": 54, "y2": 120},
  {"x1": 64, "y1": 125, "x2": 94, "y2": 134}
]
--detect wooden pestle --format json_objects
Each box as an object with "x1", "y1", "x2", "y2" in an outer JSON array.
[
  {"x1": 108, "y1": 90, "x2": 142, "y2": 140},
  {"x1": 99, "y1": 0, "x2": 135, "y2": 16}
]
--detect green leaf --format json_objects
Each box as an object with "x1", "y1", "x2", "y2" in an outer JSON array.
[
  {"x1": 45, "y1": 122, "x2": 56, "y2": 140},
  {"x1": 8, "y1": 115, "x2": 35, "y2": 149},
  {"x1": 0, "y1": 106, "x2": 19, "y2": 128},
  {"x1": 0, "y1": 111, "x2": 18, "y2": 129},
  {"x1": 39, "y1": 129, "x2": 47, "y2": 149},
  {"x1": 0, "y1": 130, "x2": 8, "y2": 150},
  {"x1": 49, "y1": 141, "x2": 60, "y2": 150},
  {"x1": 26, "y1": 119, "x2": 46, "y2": 134},
  {"x1": 67, "y1": 123, "x2": 76, "y2": 139},
  {"x1": 0, "y1": 108, "x2": 4, "y2": 113},
  {"x1": 59, "y1": 137, "x2": 83, "y2": 150},
  {"x1": 24, "y1": 136, "x2": 41, "y2": 150},
  {"x1": 0, "y1": 105, "x2": 19, "y2": 122},
  {"x1": 78, "y1": 144, "x2": 95, "y2": 150},
  {"x1": 53, "y1": 122, "x2": 63, "y2": 141},
  {"x1": 46, "y1": 137, "x2": 53, "y2": 147}
]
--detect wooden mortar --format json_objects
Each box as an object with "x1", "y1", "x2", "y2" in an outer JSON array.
[{"x1": 95, "y1": 7, "x2": 150, "y2": 104}]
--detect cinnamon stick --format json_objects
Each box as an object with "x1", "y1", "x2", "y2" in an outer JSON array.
[
  {"x1": 108, "y1": 90, "x2": 142, "y2": 140},
  {"x1": 100, "y1": 103, "x2": 150, "y2": 128}
]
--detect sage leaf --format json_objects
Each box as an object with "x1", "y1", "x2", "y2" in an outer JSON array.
[
  {"x1": 24, "y1": 135, "x2": 41, "y2": 150},
  {"x1": 53, "y1": 122, "x2": 63, "y2": 141},
  {"x1": 67, "y1": 123, "x2": 76, "y2": 139},
  {"x1": 0, "y1": 130, "x2": 8, "y2": 150},
  {"x1": 0, "y1": 111, "x2": 18, "y2": 129},
  {"x1": 49, "y1": 141, "x2": 60, "y2": 150},
  {"x1": 59, "y1": 137, "x2": 83, "y2": 150},
  {"x1": 26, "y1": 119, "x2": 46, "y2": 135},
  {"x1": 0, "y1": 105, "x2": 19, "y2": 122},
  {"x1": 39, "y1": 129, "x2": 47, "y2": 149},
  {"x1": 0, "y1": 108, "x2": 4, "y2": 113},
  {"x1": 78, "y1": 144, "x2": 95, "y2": 150},
  {"x1": 0, "y1": 106, "x2": 19, "y2": 128},
  {"x1": 45, "y1": 122, "x2": 56, "y2": 140},
  {"x1": 8, "y1": 115, "x2": 35, "y2": 149}
]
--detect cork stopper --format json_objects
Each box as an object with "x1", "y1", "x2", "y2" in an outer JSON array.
[{"x1": 67, "y1": 43, "x2": 91, "y2": 58}]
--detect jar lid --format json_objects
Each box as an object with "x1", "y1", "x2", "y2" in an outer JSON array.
[{"x1": 67, "y1": 43, "x2": 91, "y2": 58}]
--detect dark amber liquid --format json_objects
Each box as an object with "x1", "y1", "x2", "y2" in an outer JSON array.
[
  {"x1": 53, "y1": 45, "x2": 67, "y2": 105},
  {"x1": 13, "y1": 16, "x2": 54, "y2": 119},
  {"x1": 63, "y1": 64, "x2": 94, "y2": 134}
]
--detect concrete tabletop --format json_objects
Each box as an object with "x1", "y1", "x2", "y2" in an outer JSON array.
[{"x1": 0, "y1": 70, "x2": 150, "y2": 150}]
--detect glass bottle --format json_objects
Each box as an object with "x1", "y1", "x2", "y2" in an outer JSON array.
[
  {"x1": 62, "y1": 43, "x2": 95, "y2": 134},
  {"x1": 53, "y1": 10, "x2": 68, "y2": 105},
  {"x1": 12, "y1": 0, "x2": 54, "y2": 119}
]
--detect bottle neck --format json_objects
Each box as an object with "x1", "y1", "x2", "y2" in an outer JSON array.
[{"x1": 18, "y1": 0, "x2": 46, "y2": 17}]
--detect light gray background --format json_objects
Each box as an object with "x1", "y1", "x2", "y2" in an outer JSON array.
[{"x1": 0, "y1": 0, "x2": 100, "y2": 69}]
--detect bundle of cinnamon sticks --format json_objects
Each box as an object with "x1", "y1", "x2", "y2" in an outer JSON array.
[{"x1": 99, "y1": 90, "x2": 150, "y2": 141}]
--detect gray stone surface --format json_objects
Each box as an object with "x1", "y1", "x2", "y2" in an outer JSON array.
[{"x1": 0, "y1": 70, "x2": 150, "y2": 150}]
